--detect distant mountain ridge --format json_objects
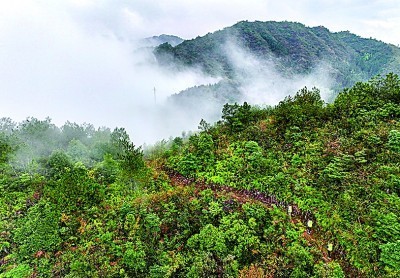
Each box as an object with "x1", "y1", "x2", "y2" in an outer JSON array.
[
  {"x1": 140, "y1": 34, "x2": 184, "y2": 48},
  {"x1": 155, "y1": 21, "x2": 400, "y2": 91}
]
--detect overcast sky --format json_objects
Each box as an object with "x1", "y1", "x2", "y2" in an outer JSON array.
[
  {"x1": 1, "y1": 0, "x2": 399, "y2": 144},
  {"x1": 2, "y1": 0, "x2": 396, "y2": 44}
]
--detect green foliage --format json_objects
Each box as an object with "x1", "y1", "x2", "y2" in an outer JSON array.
[
  {"x1": 0, "y1": 264, "x2": 32, "y2": 278},
  {"x1": 14, "y1": 117, "x2": 60, "y2": 166},
  {"x1": 47, "y1": 161, "x2": 105, "y2": 211},
  {"x1": 123, "y1": 240, "x2": 147, "y2": 273},
  {"x1": 45, "y1": 150, "x2": 73, "y2": 179},
  {"x1": 286, "y1": 242, "x2": 314, "y2": 275},
  {"x1": 313, "y1": 262, "x2": 345, "y2": 278},
  {"x1": 110, "y1": 127, "x2": 145, "y2": 177},
  {"x1": 373, "y1": 212, "x2": 400, "y2": 243},
  {"x1": 13, "y1": 202, "x2": 61, "y2": 259},
  {"x1": 188, "y1": 224, "x2": 227, "y2": 257},
  {"x1": 380, "y1": 241, "x2": 400, "y2": 271},
  {"x1": 1, "y1": 74, "x2": 400, "y2": 277},
  {"x1": 161, "y1": 74, "x2": 400, "y2": 277},
  {"x1": 66, "y1": 139, "x2": 91, "y2": 164},
  {"x1": 274, "y1": 87, "x2": 325, "y2": 131},
  {"x1": 0, "y1": 134, "x2": 10, "y2": 163},
  {"x1": 388, "y1": 130, "x2": 400, "y2": 153},
  {"x1": 60, "y1": 121, "x2": 97, "y2": 146},
  {"x1": 222, "y1": 102, "x2": 254, "y2": 133},
  {"x1": 333, "y1": 73, "x2": 400, "y2": 120},
  {"x1": 93, "y1": 154, "x2": 120, "y2": 184},
  {"x1": 174, "y1": 132, "x2": 216, "y2": 177}
]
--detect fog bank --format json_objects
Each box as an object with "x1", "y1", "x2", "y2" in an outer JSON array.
[
  {"x1": 0, "y1": 2, "x2": 336, "y2": 146},
  {"x1": 0, "y1": 4, "x2": 218, "y2": 145}
]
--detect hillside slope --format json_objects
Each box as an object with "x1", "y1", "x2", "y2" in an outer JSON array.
[
  {"x1": 1, "y1": 73, "x2": 399, "y2": 277},
  {"x1": 159, "y1": 73, "x2": 400, "y2": 277},
  {"x1": 156, "y1": 21, "x2": 400, "y2": 91}
]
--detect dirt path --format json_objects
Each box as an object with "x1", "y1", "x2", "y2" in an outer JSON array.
[
  {"x1": 166, "y1": 169, "x2": 314, "y2": 226},
  {"x1": 165, "y1": 168, "x2": 359, "y2": 276}
]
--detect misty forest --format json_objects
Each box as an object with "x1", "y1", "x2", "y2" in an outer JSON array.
[{"x1": 1, "y1": 21, "x2": 400, "y2": 278}]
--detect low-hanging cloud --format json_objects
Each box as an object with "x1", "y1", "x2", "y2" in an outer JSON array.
[
  {"x1": 0, "y1": 2, "x2": 218, "y2": 145},
  {"x1": 1, "y1": 0, "x2": 396, "y2": 146},
  {"x1": 147, "y1": 41, "x2": 336, "y2": 143},
  {"x1": 224, "y1": 42, "x2": 335, "y2": 105}
]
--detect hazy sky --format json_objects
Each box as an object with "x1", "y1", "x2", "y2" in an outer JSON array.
[
  {"x1": 1, "y1": 0, "x2": 395, "y2": 44},
  {"x1": 1, "y1": 0, "x2": 399, "y2": 144}
]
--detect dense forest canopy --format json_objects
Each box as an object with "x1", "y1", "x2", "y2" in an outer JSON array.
[
  {"x1": 0, "y1": 74, "x2": 399, "y2": 277},
  {"x1": 156, "y1": 21, "x2": 400, "y2": 96}
]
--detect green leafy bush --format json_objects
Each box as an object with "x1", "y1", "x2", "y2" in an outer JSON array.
[{"x1": 13, "y1": 202, "x2": 61, "y2": 259}]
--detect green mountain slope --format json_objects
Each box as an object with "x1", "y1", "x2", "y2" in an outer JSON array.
[
  {"x1": 155, "y1": 21, "x2": 400, "y2": 91},
  {"x1": 1, "y1": 74, "x2": 399, "y2": 277},
  {"x1": 159, "y1": 73, "x2": 400, "y2": 277}
]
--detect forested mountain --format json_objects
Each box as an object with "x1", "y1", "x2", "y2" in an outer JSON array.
[
  {"x1": 1, "y1": 74, "x2": 399, "y2": 277},
  {"x1": 140, "y1": 34, "x2": 184, "y2": 48},
  {"x1": 156, "y1": 21, "x2": 400, "y2": 100}
]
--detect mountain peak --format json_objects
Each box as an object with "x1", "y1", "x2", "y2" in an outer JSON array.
[
  {"x1": 141, "y1": 34, "x2": 184, "y2": 48},
  {"x1": 155, "y1": 20, "x2": 400, "y2": 90}
]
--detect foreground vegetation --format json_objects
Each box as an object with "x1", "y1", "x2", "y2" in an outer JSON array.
[{"x1": 1, "y1": 74, "x2": 399, "y2": 277}]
